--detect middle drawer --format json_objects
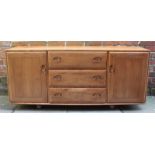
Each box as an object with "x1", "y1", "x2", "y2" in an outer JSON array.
[{"x1": 48, "y1": 70, "x2": 106, "y2": 88}]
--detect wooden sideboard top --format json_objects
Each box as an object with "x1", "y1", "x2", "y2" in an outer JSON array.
[{"x1": 6, "y1": 46, "x2": 150, "y2": 52}]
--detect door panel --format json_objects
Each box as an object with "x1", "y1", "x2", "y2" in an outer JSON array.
[
  {"x1": 7, "y1": 52, "x2": 47, "y2": 103},
  {"x1": 108, "y1": 52, "x2": 149, "y2": 103}
]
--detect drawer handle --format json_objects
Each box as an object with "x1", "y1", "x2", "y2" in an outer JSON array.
[
  {"x1": 92, "y1": 57, "x2": 102, "y2": 63},
  {"x1": 53, "y1": 93, "x2": 62, "y2": 97},
  {"x1": 92, "y1": 75, "x2": 103, "y2": 80},
  {"x1": 53, "y1": 75, "x2": 62, "y2": 81},
  {"x1": 92, "y1": 93, "x2": 102, "y2": 97},
  {"x1": 53, "y1": 56, "x2": 62, "y2": 63}
]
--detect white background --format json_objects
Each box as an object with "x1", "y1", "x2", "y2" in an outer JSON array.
[
  {"x1": 0, "y1": 0, "x2": 155, "y2": 155},
  {"x1": 0, "y1": 114, "x2": 155, "y2": 155},
  {"x1": 0, "y1": 0, "x2": 155, "y2": 40}
]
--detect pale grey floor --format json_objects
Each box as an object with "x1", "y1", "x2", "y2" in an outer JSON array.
[{"x1": 0, "y1": 96, "x2": 155, "y2": 113}]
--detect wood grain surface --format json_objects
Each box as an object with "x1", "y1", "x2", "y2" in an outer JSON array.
[
  {"x1": 108, "y1": 52, "x2": 149, "y2": 103},
  {"x1": 48, "y1": 51, "x2": 107, "y2": 69},
  {"x1": 48, "y1": 70, "x2": 106, "y2": 88},
  {"x1": 48, "y1": 88, "x2": 106, "y2": 103},
  {"x1": 7, "y1": 51, "x2": 47, "y2": 103},
  {"x1": 6, "y1": 46, "x2": 149, "y2": 52}
]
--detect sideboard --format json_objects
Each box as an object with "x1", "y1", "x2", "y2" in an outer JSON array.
[{"x1": 6, "y1": 46, "x2": 150, "y2": 105}]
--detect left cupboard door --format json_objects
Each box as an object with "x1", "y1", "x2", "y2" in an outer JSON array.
[{"x1": 7, "y1": 52, "x2": 47, "y2": 103}]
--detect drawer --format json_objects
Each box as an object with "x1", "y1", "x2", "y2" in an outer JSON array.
[
  {"x1": 48, "y1": 70, "x2": 106, "y2": 87},
  {"x1": 48, "y1": 88, "x2": 106, "y2": 103},
  {"x1": 48, "y1": 51, "x2": 107, "y2": 69}
]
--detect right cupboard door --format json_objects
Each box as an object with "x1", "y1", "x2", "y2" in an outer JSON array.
[{"x1": 108, "y1": 52, "x2": 149, "y2": 103}]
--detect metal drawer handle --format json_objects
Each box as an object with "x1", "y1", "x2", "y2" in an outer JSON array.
[
  {"x1": 92, "y1": 57, "x2": 102, "y2": 63},
  {"x1": 53, "y1": 75, "x2": 62, "y2": 81},
  {"x1": 53, "y1": 56, "x2": 62, "y2": 63},
  {"x1": 92, "y1": 93, "x2": 102, "y2": 97},
  {"x1": 92, "y1": 75, "x2": 103, "y2": 80},
  {"x1": 54, "y1": 93, "x2": 62, "y2": 97}
]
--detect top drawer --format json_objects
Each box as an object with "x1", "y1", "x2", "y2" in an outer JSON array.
[{"x1": 48, "y1": 51, "x2": 107, "y2": 69}]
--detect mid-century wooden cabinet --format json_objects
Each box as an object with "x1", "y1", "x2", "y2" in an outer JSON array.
[{"x1": 6, "y1": 46, "x2": 149, "y2": 105}]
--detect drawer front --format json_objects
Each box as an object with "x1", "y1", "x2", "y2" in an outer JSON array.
[
  {"x1": 48, "y1": 51, "x2": 107, "y2": 69},
  {"x1": 48, "y1": 70, "x2": 106, "y2": 87},
  {"x1": 48, "y1": 88, "x2": 106, "y2": 103}
]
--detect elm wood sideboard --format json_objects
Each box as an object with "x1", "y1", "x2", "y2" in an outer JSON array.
[{"x1": 6, "y1": 46, "x2": 150, "y2": 105}]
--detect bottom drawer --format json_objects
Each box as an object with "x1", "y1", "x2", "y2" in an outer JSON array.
[{"x1": 48, "y1": 88, "x2": 106, "y2": 103}]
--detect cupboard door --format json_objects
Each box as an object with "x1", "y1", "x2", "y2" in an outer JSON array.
[
  {"x1": 7, "y1": 52, "x2": 47, "y2": 103},
  {"x1": 108, "y1": 52, "x2": 149, "y2": 103}
]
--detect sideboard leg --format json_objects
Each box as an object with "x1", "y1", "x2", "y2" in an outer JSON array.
[
  {"x1": 36, "y1": 105, "x2": 42, "y2": 109},
  {"x1": 110, "y1": 105, "x2": 115, "y2": 109}
]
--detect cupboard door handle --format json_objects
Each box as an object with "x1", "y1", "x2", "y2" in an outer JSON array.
[
  {"x1": 53, "y1": 93, "x2": 62, "y2": 97},
  {"x1": 53, "y1": 56, "x2": 62, "y2": 63},
  {"x1": 92, "y1": 75, "x2": 102, "y2": 80},
  {"x1": 109, "y1": 65, "x2": 115, "y2": 73},
  {"x1": 92, "y1": 57, "x2": 102, "y2": 63},
  {"x1": 92, "y1": 93, "x2": 102, "y2": 97},
  {"x1": 53, "y1": 75, "x2": 62, "y2": 81},
  {"x1": 41, "y1": 65, "x2": 46, "y2": 73}
]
